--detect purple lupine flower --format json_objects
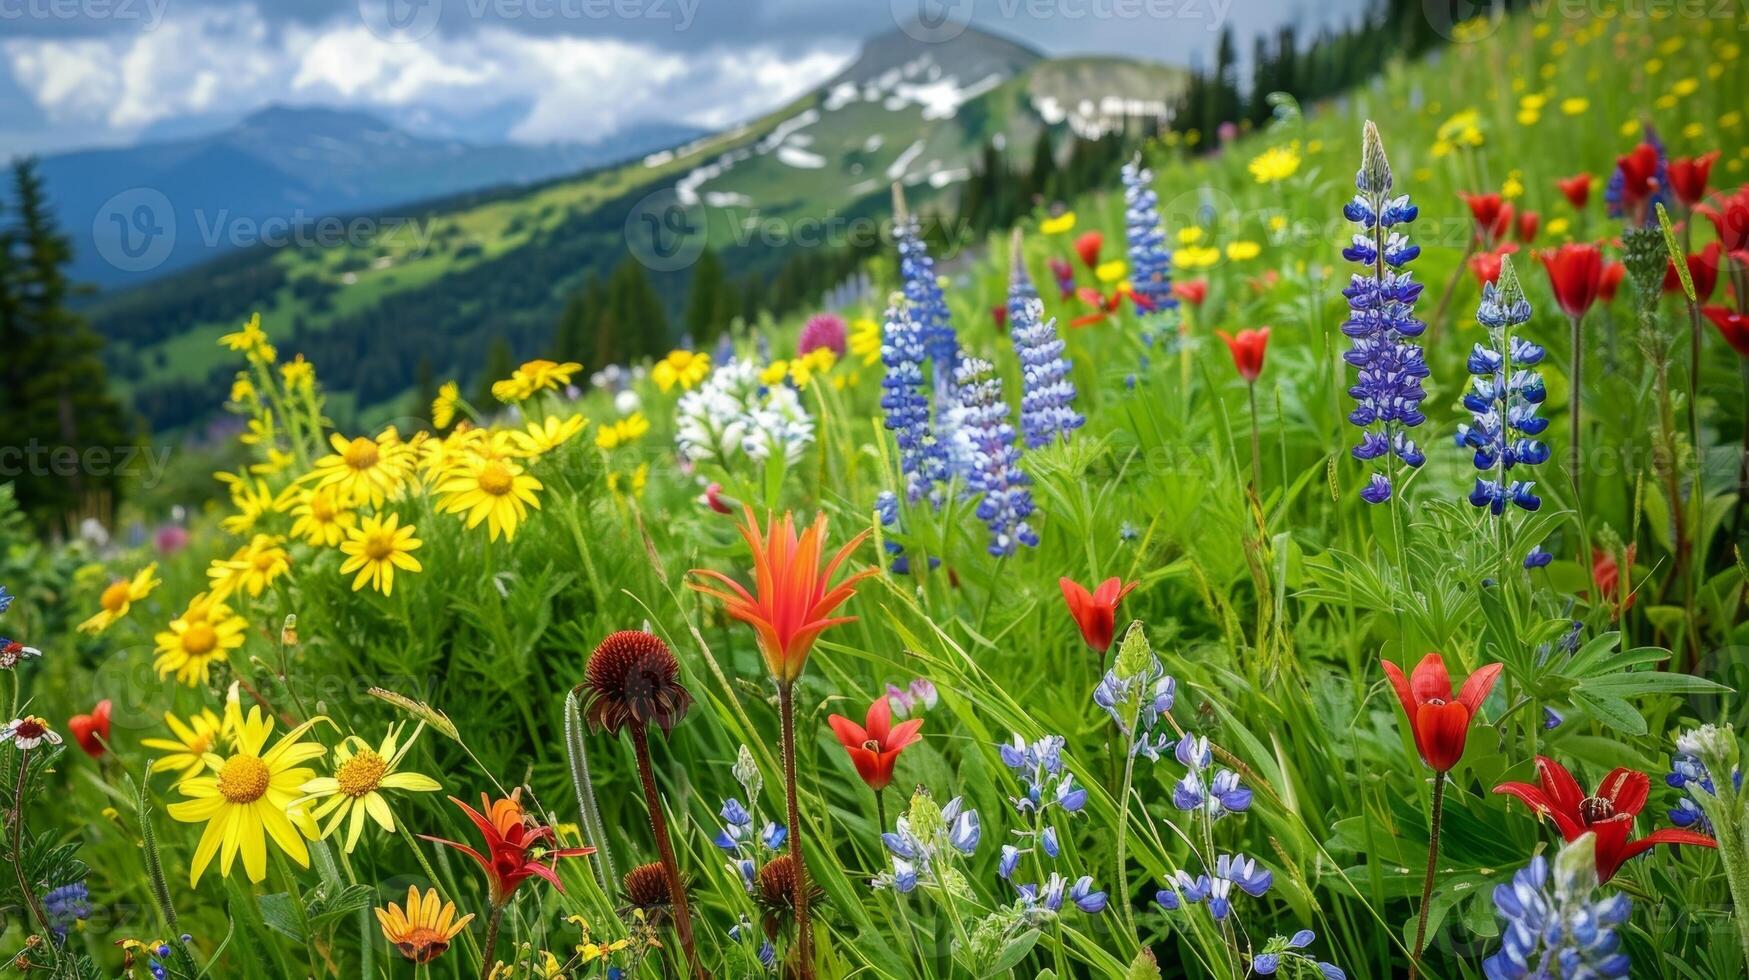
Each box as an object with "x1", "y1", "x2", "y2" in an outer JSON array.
[
  {"x1": 1000, "y1": 733, "x2": 1084, "y2": 815},
  {"x1": 1484, "y1": 841, "x2": 1631, "y2": 979},
  {"x1": 1342, "y1": 121, "x2": 1428, "y2": 504},
  {"x1": 1155, "y1": 869, "x2": 1209, "y2": 911},
  {"x1": 1206, "y1": 854, "x2": 1273, "y2": 921},
  {"x1": 1524, "y1": 545, "x2": 1553, "y2": 569},
  {"x1": 949, "y1": 357, "x2": 1039, "y2": 557},
  {"x1": 893, "y1": 186, "x2": 958, "y2": 399},
  {"x1": 1667, "y1": 750, "x2": 1741, "y2": 835},
  {"x1": 1254, "y1": 929, "x2": 1345, "y2": 979},
  {"x1": 43, "y1": 882, "x2": 89, "y2": 944},
  {"x1": 1018, "y1": 872, "x2": 1106, "y2": 915},
  {"x1": 880, "y1": 298, "x2": 947, "y2": 505},
  {"x1": 1121, "y1": 156, "x2": 1178, "y2": 317},
  {"x1": 1008, "y1": 238, "x2": 1084, "y2": 449},
  {"x1": 1457, "y1": 259, "x2": 1549, "y2": 516}
]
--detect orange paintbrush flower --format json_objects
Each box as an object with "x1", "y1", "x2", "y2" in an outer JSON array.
[
  {"x1": 420, "y1": 790, "x2": 593, "y2": 906},
  {"x1": 688, "y1": 505, "x2": 876, "y2": 684}
]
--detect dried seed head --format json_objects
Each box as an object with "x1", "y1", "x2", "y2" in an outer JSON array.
[
  {"x1": 754, "y1": 855, "x2": 822, "y2": 939},
  {"x1": 583, "y1": 630, "x2": 693, "y2": 734},
  {"x1": 622, "y1": 861, "x2": 675, "y2": 919}
]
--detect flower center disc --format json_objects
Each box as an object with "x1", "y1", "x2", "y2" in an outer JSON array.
[
  {"x1": 477, "y1": 463, "x2": 514, "y2": 496},
  {"x1": 217, "y1": 755, "x2": 271, "y2": 804},
  {"x1": 364, "y1": 533, "x2": 396, "y2": 561},
  {"x1": 99, "y1": 581, "x2": 132, "y2": 612},
  {"x1": 343, "y1": 437, "x2": 380, "y2": 470},
  {"x1": 182, "y1": 623, "x2": 218, "y2": 656},
  {"x1": 336, "y1": 749, "x2": 388, "y2": 797},
  {"x1": 1579, "y1": 796, "x2": 1615, "y2": 824}
]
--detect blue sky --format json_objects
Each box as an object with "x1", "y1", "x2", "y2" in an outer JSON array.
[{"x1": 1, "y1": 0, "x2": 1368, "y2": 156}]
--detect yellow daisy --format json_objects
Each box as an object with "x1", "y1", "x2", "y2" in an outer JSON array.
[
  {"x1": 218, "y1": 313, "x2": 273, "y2": 361},
  {"x1": 289, "y1": 486, "x2": 355, "y2": 548},
  {"x1": 651, "y1": 349, "x2": 711, "y2": 393},
  {"x1": 431, "y1": 381, "x2": 460, "y2": 430},
  {"x1": 435, "y1": 458, "x2": 542, "y2": 541},
  {"x1": 1039, "y1": 211, "x2": 1076, "y2": 235},
  {"x1": 142, "y1": 709, "x2": 228, "y2": 782},
  {"x1": 1095, "y1": 260, "x2": 1128, "y2": 283},
  {"x1": 1177, "y1": 226, "x2": 1205, "y2": 245},
  {"x1": 166, "y1": 705, "x2": 325, "y2": 885},
  {"x1": 153, "y1": 593, "x2": 248, "y2": 687},
  {"x1": 377, "y1": 886, "x2": 474, "y2": 964},
  {"x1": 77, "y1": 563, "x2": 160, "y2": 634},
  {"x1": 595, "y1": 413, "x2": 650, "y2": 450},
  {"x1": 339, "y1": 514, "x2": 423, "y2": 596},
  {"x1": 206, "y1": 535, "x2": 290, "y2": 602},
  {"x1": 849, "y1": 317, "x2": 882, "y2": 366},
  {"x1": 788, "y1": 348, "x2": 837, "y2": 389},
  {"x1": 220, "y1": 478, "x2": 291, "y2": 536},
  {"x1": 1225, "y1": 241, "x2": 1261, "y2": 261},
  {"x1": 312, "y1": 431, "x2": 414, "y2": 507},
  {"x1": 1247, "y1": 145, "x2": 1301, "y2": 183},
  {"x1": 300, "y1": 725, "x2": 442, "y2": 852},
  {"x1": 492, "y1": 359, "x2": 581, "y2": 403},
  {"x1": 511, "y1": 415, "x2": 588, "y2": 458}
]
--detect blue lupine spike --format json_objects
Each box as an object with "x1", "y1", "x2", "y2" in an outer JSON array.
[
  {"x1": 948, "y1": 357, "x2": 1039, "y2": 557},
  {"x1": 1008, "y1": 232, "x2": 1084, "y2": 449},
  {"x1": 1121, "y1": 156, "x2": 1178, "y2": 316},
  {"x1": 892, "y1": 183, "x2": 958, "y2": 401},
  {"x1": 1461, "y1": 257, "x2": 1545, "y2": 516}
]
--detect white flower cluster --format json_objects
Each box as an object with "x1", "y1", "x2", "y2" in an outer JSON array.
[{"x1": 674, "y1": 358, "x2": 814, "y2": 468}]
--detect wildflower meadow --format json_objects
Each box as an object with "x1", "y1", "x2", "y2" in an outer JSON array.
[{"x1": 7, "y1": 2, "x2": 1749, "y2": 978}]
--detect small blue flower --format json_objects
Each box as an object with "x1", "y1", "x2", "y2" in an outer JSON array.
[
  {"x1": 1068, "y1": 875, "x2": 1107, "y2": 913},
  {"x1": 1524, "y1": 546, "x2": 1553, "y2": 569},
  {"x1": 0, "y1": 586, "x2": 12, "y2": 615},
  {"x1": 1484, "y1": 849, "x2": 1631, "y2": 979},
  {"x1": 43, "y1": 882, "x2": 90, "y2": 943},
  {"x1": 1155, "y1": 869, "x2": 1209, "y2": 911},
  {"x1": 998, "y1": 845, "x2": 1020, "y2": 880},
  {"x1": 1205, "y1": 853, "x2": 1272, "y2": 921}
]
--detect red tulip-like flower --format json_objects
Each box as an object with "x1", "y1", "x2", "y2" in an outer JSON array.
[
  {"x1": 1380, "y1": 653, "x2": 1503, "y2": 772},
  {"x1": 421, "y1": 790, "x2": 594, "y2": 906},
  {"x1": 1705, "y1": 307, "x2": 1749, "y2": 358},
  {"x1": 1697, "y1": 184, "x2": 1749, "y2": 253},
  {"x1": 1073, "y1": 231, "x2": 1103, "y2": 270},
  {"x1": 1469, "y1": 244, "x2": 1519, "y2": 286},
  {"x1": 1556, "y1": 173, "x2": 1592, "y2": 210},
  {"x1": 1460, "y1": 192, "x2": 1511, "y2": 244},
  {"x1": 1059, "y1": 576, "x2": 1138, "y2": 654},
  {"x1": 1591, "y1": 544, "x2": 1637, "y2": 618},
  {"x1": 1215, "y1": 327, "x2": 1270, "y2": 383},
  {"x1": 1615, "y1": 142, "x2": 1663, "y2": 223},
  {"x1": 1668, "y1": 151, "x2": 1721, "y2": 208},
  {"x1": 1515, "y1": 209, "x2": 1540, "y2": 244},
  {"x1": 688, "y1": 505, "x2": 874, "y2": 684},
  {"x1": 703, "y1": 482, "x2": 733, "y2": 514},
  {"x1": 992, "y1": 305, "x2": 1008, "y2": 330},
  {"x1": 827, "y1": 695, "x2": 923, "y2": 793},
  {"x1": 68, "y1": 699, "x2": 111, "y2": 758},
  {"x1": 1538, "y1": 243, "x2": 1605, "y2": 319},
  {"x1": 1598, "y1": 261, "x2": 1626, "y2": 302},
  {"x1": 1494, "y1": 756, "x2": 1716, "y2": 882},
  {"x1": 1172, "y1": 279, "x2": 1209, "y2": 308},
  {"x1": 1664, "y1": 242, "x2": 1721, "y2": 302}
]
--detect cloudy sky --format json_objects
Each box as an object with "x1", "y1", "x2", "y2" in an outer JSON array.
[{"x1": 1, "y1": 0, "x2": 1368, "y2": 156}]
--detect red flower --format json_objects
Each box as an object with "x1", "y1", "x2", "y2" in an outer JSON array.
[
  {"x1": 1697, "y1": 184, "x2": 1749, "y2": 253},
  {"x1": 1599, "y1": 261, "x2": 1626, "y2": 302},
  {"x1": 1058, "y1": 576, "x2": 1137, "y2": 654},
  {"x1": 1494, "y1": 756, "x2": 1716, "y2": 882},
  {"x1": 1705, "y1": 306, "x2": 1749, "y2": 358},
  {"x1": 702, "y1": 482, "x2": 733, "y2": 514},
  {"x1": 421, "y1": 791, "x2": 594, "y2": 906},
  {"x1": 1172, "y1": 279, "x2": 1209, "y2": 308},
  {"x1": 1469, "y1": 243, "x2": 1520, "y2": 286},
  {"x1": 1073, "y1": 231, "x2": 1103, "y2": 270},
  {"x1": 1069, "y1": 285, "x2": 1126, "y2": 328},
  {"x1": 827, "y1": 696, "x2": 923, "y2": 793},
  {"x1": 1591, "y1": 544, "x2": 1637, "y2": 617},
  {"x1": 1380, "y1": 653, "x2": 1503, "y2": 772},
  {"x1": 1668, "y1": 151, "x2": 1721, "y2": 208},
  {"x1": 688, "y1": 506, "x2": 875, "y2": 684},
  {"x1": 1615, "y1": 142, "x2": 1663, "y2": 222},
  {"x1": 1460, "y1": 192, "x2": 1511, "y2": 244},
  {"x1": 1215, "y1": 327, "x2": 1270, "y2": 383},
  {"x1": 1556, "y1": 173, "x2": 1592, "y2": 210},
  {"x1": 1047, "y1": 257, "x2": 1076, "y2": 298},
  {"x1": 1538, "y1": 243, "x2": 1605, "y2": 319},
  {"x1": 1663, "y1": 242, "x2": 1721, "y2": 302},
  {"x1": 68, "y1": 699, "x2": 111, "y2": 758},
  {"x1": 992, "y1": 305, "x2": 1008, "y2": 330},
  {"x1": 1515, "y1": 209, "x2": 1540, "y2": 244}
]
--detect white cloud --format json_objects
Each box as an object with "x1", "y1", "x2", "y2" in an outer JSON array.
[{"x1": 1, "y1": 2, "x2": 852, "y2": 150}]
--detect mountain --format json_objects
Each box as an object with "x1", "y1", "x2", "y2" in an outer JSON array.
[
  {"x1": 26, "y1": 105, "x2": 704, "y2": 287},
  {"x1": 84, "y1": 26, "x2": 1185, "y2": 433}
]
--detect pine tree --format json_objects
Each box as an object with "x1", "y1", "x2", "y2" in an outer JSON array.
[
  {"x1": 475, "y1": 335, "x2": 514, "y2": 409},
  {"x1": 683, "y1": 249, "x2": 729, "y2": 343}
]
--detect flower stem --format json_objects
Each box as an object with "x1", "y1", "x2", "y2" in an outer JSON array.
[
  {"x1": 631, "y1": 723, "x2": 704, "y2": 980},
  {"x1": 1408, "y1": 770, "x2": 1446, "y2": 980},
  {"x1": 1246, "y1": 382, "x2": 1263, "y2": 493},
  {"x1": 1113, "y1": 736, "x2": 1141, "y2": 954},
  {"x1": 1568, "y1": 312, "x2": 1589, "y2": 566},
  {"x1": 8, "y1": 747, "x2": 53, "y2": 951},
  {"x1": 479, "y1": 902, "x2": 506, "y2": 980},
  {"x1": 778, "y1": 681, "x2": 815, "y2": 979}
]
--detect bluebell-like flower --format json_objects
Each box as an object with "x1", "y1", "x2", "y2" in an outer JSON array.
[
  {"x1": 1000, "y1": 733, "x2": 1086, "y2": 814},
  {"x1": 1093, "y1": 653, "x2": 1176, "y2": 758},
  {"x1": 1484, "y1": 840, "x2": 1631, "y2": 980},
  {"x1": 1018, "y1": 872, "x2": 1106, "y2": 915},
  {"x1": 1524, "y1": 546, "x2": 1553, "y2": 569},
  {"x1": 893, "y1": 194, "x2": 958, "y2": 399},
  {"x1": 1206, "y1": 853, "x2": 1273, "y2": 921},
  {"x1": 998, "y1": 845, "x2": 1021, "y2": 880},
  {"x1": 1458, "y1": 261, "x2": 1547, "y2": 516},
  {"x1": 1154, "y1": 869, "x2": 1209, "y2": 911},
  {"x1": 1254, "y1": 928, "x2": 1346, "y2": 979},
  {"x1": 875, "y1": 794, "x2": 980, "y2": 893},
  {"x1": 714, "y1": 798, "x2": 786, "y2": 854},
  {"x1": 1121, "y1": 157, "x2": 1178, "y2": 317},
  {"x1": 949, "y1": 357, "x2": 1040, "y2": 557},
  {"x1": 880, "y1": 299, "x2": 947, "y2": 505},
  {"x1": 1007, "y1": 288, "x2": 1084, "y2": 450},
  {"x1": 1170, "y1": 736, "x2": 1251, "y2": 819},
  {"x1": 1343, "y1": 121, "x2": 1427, "y2": 504},
  {"x1": 1667, "y1": 751, "x2": 1741, "y2": 835}
]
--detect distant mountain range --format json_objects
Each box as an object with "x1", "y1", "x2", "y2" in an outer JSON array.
[
  {"x1": 82, "y1": 25, "x2": 1186, "y2": 432},
  {"x1": 28, "y1": 105, "x2": 703, "y2": 287}
]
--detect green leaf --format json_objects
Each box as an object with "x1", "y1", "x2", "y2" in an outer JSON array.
[
  {"x1": 256, "y1": 893, "x2": 307, "y2": 943},
  {"x1": 1569, "y1": 691, "x2": 1647, "y2": 735},
  {"x1": 978, "y1": 929, "x2": 1040, "y2": 977},
  {"x1": 1576, "y1": 671, "x2": 1730, "y2": 698}
]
